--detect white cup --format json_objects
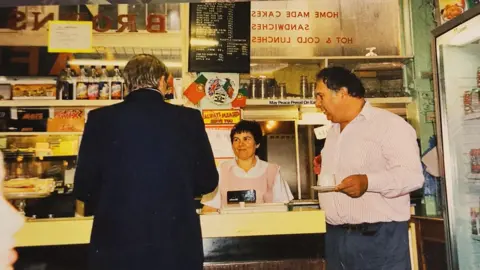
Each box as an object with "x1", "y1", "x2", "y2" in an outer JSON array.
[{"x1": 317, "y1": 173, "x2": 336, "y2": 187}]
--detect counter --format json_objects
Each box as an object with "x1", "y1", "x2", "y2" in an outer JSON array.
[
  {"x1": 16, "y1": 208, "x2": 326, "y2": 247},
  {"x1": 14, "y1": 209, "x2": 326, "y2": 269},
  {"x1": 15, "y1": 209, "x2": 325, "y2": 247}
]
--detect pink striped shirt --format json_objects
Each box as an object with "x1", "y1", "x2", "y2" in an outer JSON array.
[{"x1": 318, "y1": 102, "x2": 424, "y2": 225}]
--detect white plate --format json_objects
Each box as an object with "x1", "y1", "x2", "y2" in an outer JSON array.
[{"x1": 311, "y1": 186, "x2": 336, "y2": 192}]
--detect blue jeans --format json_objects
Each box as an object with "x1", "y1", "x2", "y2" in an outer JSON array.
[{"x1": 325, "y1": 221, "x2": 411, "y2": 270}]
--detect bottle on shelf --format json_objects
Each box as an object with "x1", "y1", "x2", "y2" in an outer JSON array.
[
  {"x1": 64, "y1": 65, "x2": 74, "y2": 100},
  {"x1": 76, "y1": 66, "x2": 89, "y2": 100},
  {"x1": 99, "y1": 66, "x2": 110, "y2": 100},
  {"x1": 56, "y1": 67, "x2": 68, "y2": 100},
  {"x1": 87, "y1": 66, "x2": 100, "y2": 100},
  {"x1": 111, "y1": 66, "x2": 124, "y2": 100}
]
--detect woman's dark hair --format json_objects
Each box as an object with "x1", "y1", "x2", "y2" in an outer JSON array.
[
  {"x1": 316, "y1": 66, "x2": 365, "y2": 98},
  {"x1": 230, "y1": 120, "x2": 263, "y2": 144}
]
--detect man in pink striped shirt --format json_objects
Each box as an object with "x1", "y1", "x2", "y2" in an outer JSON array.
[{"x1": 314, "y1": 67, "x2": 424, "y2": 270}]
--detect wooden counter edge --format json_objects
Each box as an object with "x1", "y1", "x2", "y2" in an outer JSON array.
[{"x1": 15, "y1": 210, "x2": 326, "y2": 247}]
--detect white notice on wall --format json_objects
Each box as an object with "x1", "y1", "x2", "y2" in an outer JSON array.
[
  {"x1": 48, "y1": 21, "x2": 93, "y2": 53},
  {"x1": 205, "y1": 125, "x2": 235, "y2": 158}
]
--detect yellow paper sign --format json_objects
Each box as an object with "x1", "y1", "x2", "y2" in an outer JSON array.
[
  {"x1": 48, "y1": 21, "x2": 93, "y2": 53},
  {"x1": 202, "y1": 109, "x2": 241, "y2": 125}
]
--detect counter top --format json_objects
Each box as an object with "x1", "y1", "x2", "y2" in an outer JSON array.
[{"x1": 15, "y1": 209, "x2": 326, "y2": 247}]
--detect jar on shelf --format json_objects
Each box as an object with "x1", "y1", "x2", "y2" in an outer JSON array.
[
  {"x1": 309, "y1": 82, "x2": 316, "y2": 99},
  {"x1": 248, "y1": 77, "x2": 258, "y2": 99},
  {"x1": 278, "y1": 83, "x2": 287, "y2": 99},
  {"x1": 265, "y1": 78, "x2": 277, "y2": 99},
  {"x1": 259, "y1": 76, "x2": 267, "y2": 99},
  {"x1": 300, "y1": 75, "x2": 308, "y2": 99}
]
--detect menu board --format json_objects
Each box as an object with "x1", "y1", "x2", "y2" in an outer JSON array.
[{"x1": 188, "y1": 2, "x2": 251, "y2": 73}]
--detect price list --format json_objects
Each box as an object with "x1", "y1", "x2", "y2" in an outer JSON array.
[{"x1": 188, "y1": 2, "x2": 250, "y2": 73}]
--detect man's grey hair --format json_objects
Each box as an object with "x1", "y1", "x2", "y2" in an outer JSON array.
[{"x1": 123, "y1": 54, "x2": 169, "y2": 92}]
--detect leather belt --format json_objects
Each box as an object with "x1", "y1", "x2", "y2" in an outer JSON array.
[{"x1": 338, "y1": 222, "x2": 383, "y2": 236}]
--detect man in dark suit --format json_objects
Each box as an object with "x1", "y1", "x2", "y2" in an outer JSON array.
[{"x1": 74, "y1": 54, "x2": 218, "y2": 270}]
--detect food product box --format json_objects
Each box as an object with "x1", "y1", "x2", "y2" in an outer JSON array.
[
  {"x1": 47, "y1": 109, "x2": 85, "y2": 132},
  {"x1": 12, "y1": 84, "x2": 56, "y2": 100}
]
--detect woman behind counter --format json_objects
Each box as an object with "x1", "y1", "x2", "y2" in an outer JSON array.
[{"x1": 202, "y1": 120, "x2": 293, "y2": 211}]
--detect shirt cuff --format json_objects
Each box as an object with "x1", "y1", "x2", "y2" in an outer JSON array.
[{"x1": 367, "y1": 172, "x2": 388, "y2": 193}]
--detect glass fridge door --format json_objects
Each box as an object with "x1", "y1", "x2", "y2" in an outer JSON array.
[{"x1": 436, "y1": 13, "x2": 480, "y2": 270}]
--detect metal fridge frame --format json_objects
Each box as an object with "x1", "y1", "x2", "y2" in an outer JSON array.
[{"x1": 431, "y1": 4, "x2": 480, "y2": 270}]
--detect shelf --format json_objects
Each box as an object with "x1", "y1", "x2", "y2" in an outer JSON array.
[
  {"x1": 245, "y1": 97, "x2": 412, "y2": 107},
  {"x1": 0, "y1": 99, "x2": 183, "y2": 107},
  {"x1": 0, "y1": 132, "x2": 82, "y2": 136},
  {"x1": 465, "y1": 112, "x2": 480, "y2": 121},
  {"x1": 0, "y1": 79, "x2": 56, "y2": 84},
  {"x1": 468, "y1": 173, "x2": 480, "y2": 180},
  {"x1": 250, "y1": 55, "x2": 414, "y2": 64}
]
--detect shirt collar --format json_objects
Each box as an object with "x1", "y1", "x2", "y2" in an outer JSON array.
[
  {"x1": 332, "y1": 100, "x2": 371, "y2": 131},
  {"x1": 233, "y1": 156, "x2": 260, "y2": 171},
  {"x1": 357, "y1": 100, "x2": 373, "y2": 121}
]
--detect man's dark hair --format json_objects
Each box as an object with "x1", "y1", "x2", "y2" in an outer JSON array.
[
  {"x1": 316, "y1": 67, "x2": 365, "y2": 98},
  {"x1": 230, "y1": 120, "x2": 263, "y2": 144}
]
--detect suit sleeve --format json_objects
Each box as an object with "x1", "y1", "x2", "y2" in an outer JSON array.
[
  {"x1": 191, "y1": 110, "x2": 219, "y2": 196},
  {"x1": 73, "y1": 111, "x2": 102, "y2": 206}
]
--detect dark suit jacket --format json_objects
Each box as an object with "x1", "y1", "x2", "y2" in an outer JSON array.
[{"x1": 74, "y1": 89, "x2": 218, "y2": 270}]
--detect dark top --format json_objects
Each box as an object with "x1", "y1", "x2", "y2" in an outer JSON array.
[{"x1": 73, "y1": 89, "x2": 218, "y2": 270}]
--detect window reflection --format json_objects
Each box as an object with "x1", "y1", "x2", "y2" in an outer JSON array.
[{"x1": 58, "y1": 3, "x2": 181, "y2": 32}]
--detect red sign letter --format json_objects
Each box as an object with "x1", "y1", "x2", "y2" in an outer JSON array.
[{"x1": 146, "y1": 14, "x2": 166, "y2": 33}]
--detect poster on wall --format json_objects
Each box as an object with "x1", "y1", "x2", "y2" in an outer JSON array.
[
  {"x1": 437, "y1": 0, "x2": 479, "y2": 24},
  {"x1": 48, "y1": 21, "x2": 93, "y2": 53},
  {"x1": 205, "y1": 125, "x2": 235, "y2": 159},
  {"x1": 202, "y1": 109, "x2": 241, "y2": 125},
  {"x1": 188, "y1": 2, "x2": 251, "y2": 73},
  {"x1": 250, "y1": 0, "x2": 403, "y2": 57}
]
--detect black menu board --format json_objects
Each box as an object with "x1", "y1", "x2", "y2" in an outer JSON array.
[{"x1": 188, "y1": 2, "x2": 251, "y2": 73}]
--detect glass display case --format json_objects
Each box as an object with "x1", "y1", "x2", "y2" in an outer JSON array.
[{"x1": 433, "y1": 4, "x2": 480, "y2": 269}]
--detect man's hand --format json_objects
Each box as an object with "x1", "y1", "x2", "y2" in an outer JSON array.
[
  {"x1": 313, "y1": 155, "x2": 322, "y2": 175},
  {"x1": 201, "y1": 205, "x2": 219, "y2": 214},
  {"x1": 336, "y1": 175, "x2": 368, "y2": 198}
]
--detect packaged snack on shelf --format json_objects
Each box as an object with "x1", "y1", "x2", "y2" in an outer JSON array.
[
  {"x1": 0, "y1": 84, "x2": 12, "y2": 100},
  {"x1": 464, "y1": 89, "x2": 480, "y2": 117},
  {"x1": 47, "y1": 108, "x2": 85, "y2": 132},
  {"x1": 471, "y1": 207, "x2": 479, "y2": 235},
  {"x1": 12, "y1": 84, "x2": 56, "y2": 100},
  {"x1": 471, "y1": 149, "x2": 480, "y2": 174},
  {"x1": 477, "y1": 67, "x2": 480, "y2": 88}
]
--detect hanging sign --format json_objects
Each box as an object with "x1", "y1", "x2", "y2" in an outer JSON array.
[{"x1": 202, "y1": 109, "x2": 241, "y2": 125}]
